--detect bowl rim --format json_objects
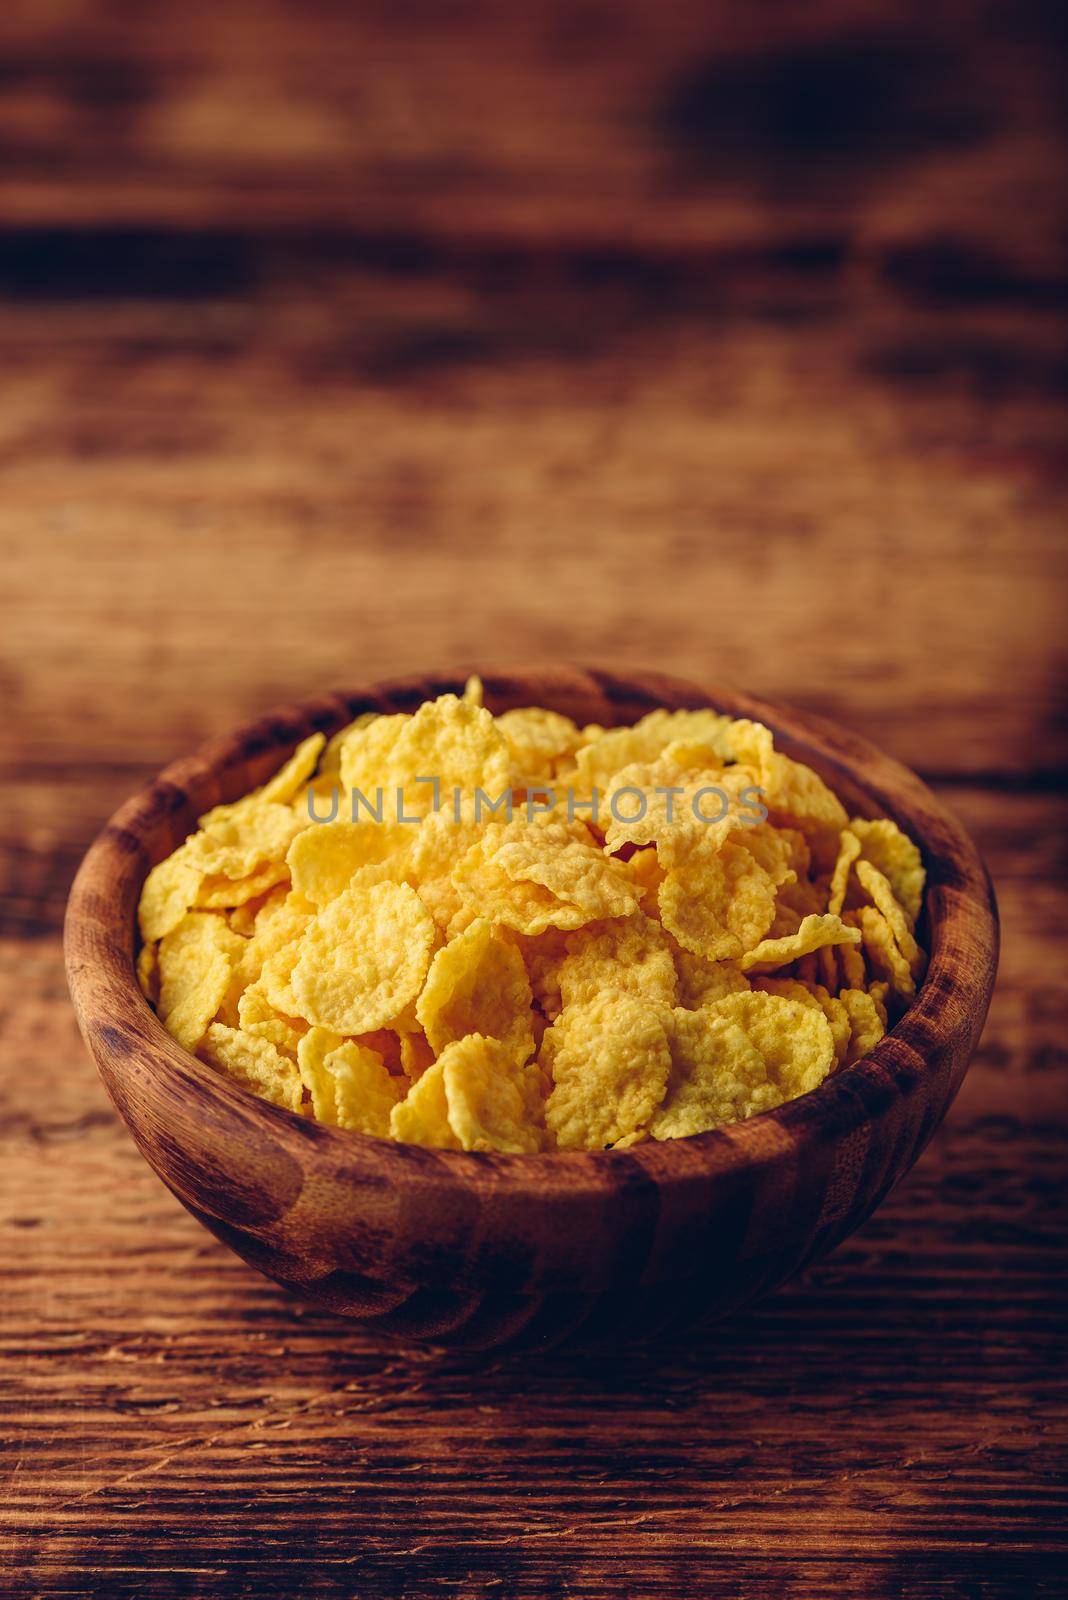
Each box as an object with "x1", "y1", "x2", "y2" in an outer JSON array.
[{"x1": 65, "y1": 664, "x2": 999, "y2": 1202}]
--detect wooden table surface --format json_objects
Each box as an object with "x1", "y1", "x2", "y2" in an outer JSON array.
[{"x1": 1, "y1": 3, "x2": 1066, "y2": 1596}]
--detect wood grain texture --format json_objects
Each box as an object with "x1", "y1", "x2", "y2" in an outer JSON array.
[
  {"x1": 2, "y1": 290, "x2": 1065, "y2": 783},
  {"x1": 2, "y1": 0, "x2": 1066, "y2": 1590}
]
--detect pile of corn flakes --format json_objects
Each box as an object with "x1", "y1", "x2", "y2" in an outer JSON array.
[{"x1": 137, "y1": 682, "x2": 926, "y2": 1152}]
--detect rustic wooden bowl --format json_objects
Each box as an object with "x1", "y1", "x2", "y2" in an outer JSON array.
[{"x1": 66, "y1": 667, "x2": 998, "y2": 1351}]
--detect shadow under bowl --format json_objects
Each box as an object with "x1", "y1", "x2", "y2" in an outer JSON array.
[{"x1": 65, "y1": 666, "x2": 998, "y2": 1350}]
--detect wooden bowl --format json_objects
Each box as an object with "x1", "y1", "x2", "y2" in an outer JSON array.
[{"x1": 65, "y1": 667, "x2": 998, "y2": 1350}]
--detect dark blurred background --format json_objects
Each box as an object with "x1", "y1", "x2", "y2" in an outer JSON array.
[{"x1": 3, "y1": 6, "x2": 1067, "y2": 1596}]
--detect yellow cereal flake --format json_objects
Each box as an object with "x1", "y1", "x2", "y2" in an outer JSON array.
[
  {"x1": 855, "y1": 860, "x2": 926, "y2": 975},
  {"x1": 850, "y1": 816, "x2": 925, "y2": 925},
  {"x1": 868, "y1": 982, "x2": 890, "y2": 1029},
  {"x1": 291, "y1": 878, "x2": 436, "y2": 1034},
  {"x1": 287, "y1": 819, "x2": 413, "y2": 907},
  {"x1": 510, "y1": 927, "x2": 569, "y2": 1019},
  {"x1": 256, "y1": 937, "x2": 307, "y2": 1019},
  {"x1": 544, "y1": 993, "x2": 671, "y2": 1149},
  {"x1": 836, "y1": 918, "x2": 869, "y2": 991},
  {"x1": 157, "y1": 912, "x2": 244, "y2": 1053},
  {"x1": 672, "y1": 945, "x2": 750, "y2": 1010},
  {"x1": 399, "y1": 1027, "x2": 435, "y2": 1081},
  {"x1": 453, "y1": 821, "x2": 637, "y2": 936},
  {"x1": 226, "y1": 891, "x2": 273, "y2": 937},
  {"x1": 751, "y1": 974, "x2": 823, "y2": 1010},
  {"x1": 650, "y1": 989, "x2": 833, "y2": 1139},
  {"x1": 735, "y1": 823, "x2": 797, "y2": 887},
  {"x1": 223, "y1": 889, "x2": 312, "y2": 1006},
  {"x1": 139, "y1": 846, "x2": 206, "y2": 942},
  {"x1": 753, "y1": 977, "x2": 850, "y2": 1069},
  {"x1": 575, "y1": 708, "x2": 732, "y2": 794},
  {"x1": 649, "y1": 1010, "x2": 770, "y2": 1139},
  {"x1": 198, "y1": 737, "x2": 327, "y2": 830},
  {"x1": 259, "y1": 733, "x2": 327, "y2": 806},
  {"x1": 839, "y1": 988, "x2": 887, "y2": 1065},
  {"x1": 238, "y1": 979, "x2": 308, "y2": 1058},
  {"x1": 624, "y1": 847, "x2": 666, "y2": 913},
  {"x1": 319, "y1": 712, "x2": 378, "y2": 776},
  {"x1": 827, "y1": 828, "x2": 861, "y2": 916},
  {"x1": 416, "y1": 916, "x2": 534, "y2": 1062},
  {"x1": 658, "y1": 839, "x2": 779, "y2": 962},
  {"x1": 811, "y1": 984, "x2": 851, "y2": 1068},
  {"x1": 856, "y1": 905, "x2": 917, "y2": 1001},
  {"x1": 488, "y1": 820, "x2": 639, "y2": 919},
  {"x1": 738, "y1": 912, "x2": 862, "y2": 973},
  {"x1": 440, "y1": 1034, "x2": 545, "y2": 1153},
  {"x1": 196, "y1": 800, "x2": 303, "y2": 873},
  {"x1": 146, "y1": 800, "x2": 301, "y2": 925},
  {"x1": 497, "y1": 707, "x2": 584, "y2": 782},
  {"x1": 557, "y1": 912, "x2": 676, "y2": 1010},
  {"x1": 602, "y1": 771, "x2": 734, "y2": 865},
  {"x1": 340, "y1": 694, "x2": 510, "y2": 819},
  {"x1": 297, "y1": 1027, "x2": 401, "y2": 1134},
  {"x1": 453, "y1": 836, "x2": 591, "y2": 935},
  {"x1": 407, "y1": 802, "x2": 486, "y2": 931},
  {"x1": 609, "y1": 1129, "x2": 648, "y2": 1150},
  {"x1": 199, "y1": 1023, "x2": 304, "y2": 1113},
  {"x1": 713, "y1": 989, "x2": 833, "y2": 1079},
  {"x1": 724, "y1": 721, "x2": 848, "y2": 842},
  {"x1": 773, "y1": 873, "x2": 823, "y2": 925},
  {"x1": 714, "y1": 989, "x2": 833, "y2": 1099},
  {"x1": 389, "y1": 1061, "x2": 461, "y2": 1149},
  {"x1": 136, "y1": 940, "x2": 159, "y2": 1005},
  {"x1": 774, "y1": 826, "x2": 812, "y2": 878},
  {"x1": 195, "y1": 860, "x2": 289, "y2": 910}
]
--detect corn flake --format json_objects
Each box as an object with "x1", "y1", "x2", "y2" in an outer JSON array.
[
  {"x1": 709, "y1": 989, "x2": 834, "y2": 1097},
  {"x1": 855, "y1": 859, "x2": 925, "y2": 975},
  {"x1": 544, "y1": 993, "x2": 671, "y2": 1149},
  {"x1": 440, "y1": 1034, "x2": 545, "y2": 1152},
  {"x1": 850, "y1": 816, "x2": 925, "y2": 925},
  {"x1": 297, "y1": 1027, "x2": 401, "y2": 1134},
  {"x1": 738, "y1": 912, "x2": 862, "y2": 973},
  {"x1": 199, "y1": 1023, "x2": 304, "y2": 1113},
  {"x1": 340, "y1": 694, "x2": 509, "y2": 820},
  {"x1": 839, "y1": 987, "x2": 887, "y2": 1065},
  {"x1": 453, "y1": 821, "x2": 637, "y2": 936},
  {"x1": 557, "y1": 912, "x2": 677, "y2": 1010},
  {"x1": 856, "y1": 905, "x2": 917, "y2": 1001},
  {"x1": 489, "y1": 820, "x2": 638, "y2": 918},
  {"x1": 497, "y1": 707, "x2": 584, "y2": 783},
  {"x1": 287, "y1": 820, "x2": 413, "y2": 907},
  {"x1": 827, "y1": 828, "x2": 861, "y2": 917},
  {"x1": 416, "y1": 916, "x2": 534, "y2": 1062},
  {"x1": 658, "y1": 839, "x2": 779, "y2": 962},
  {"x1": 649, "y1": 1009, "x2": 770, "y2": 1139},
  {"x1": 238, "y1": 978, "x2": 308, "y2": 1059},
  {"x1": 158, "y1": 912, "x2": 244, "y2": 1053},
  {"x1": 575, "y1": 708, "x2": 732, "y2": 794},
  {"x1": 291, "y1": 878, "x2": 436, "y2": 1033},
  {"x1": 389, "y1": 1060, "x2": 461, "y2": 1149}
]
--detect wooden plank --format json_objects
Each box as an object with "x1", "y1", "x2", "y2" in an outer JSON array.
[{"x1": 2, "y1": 292, "x2": 1065, "y2": 783}]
